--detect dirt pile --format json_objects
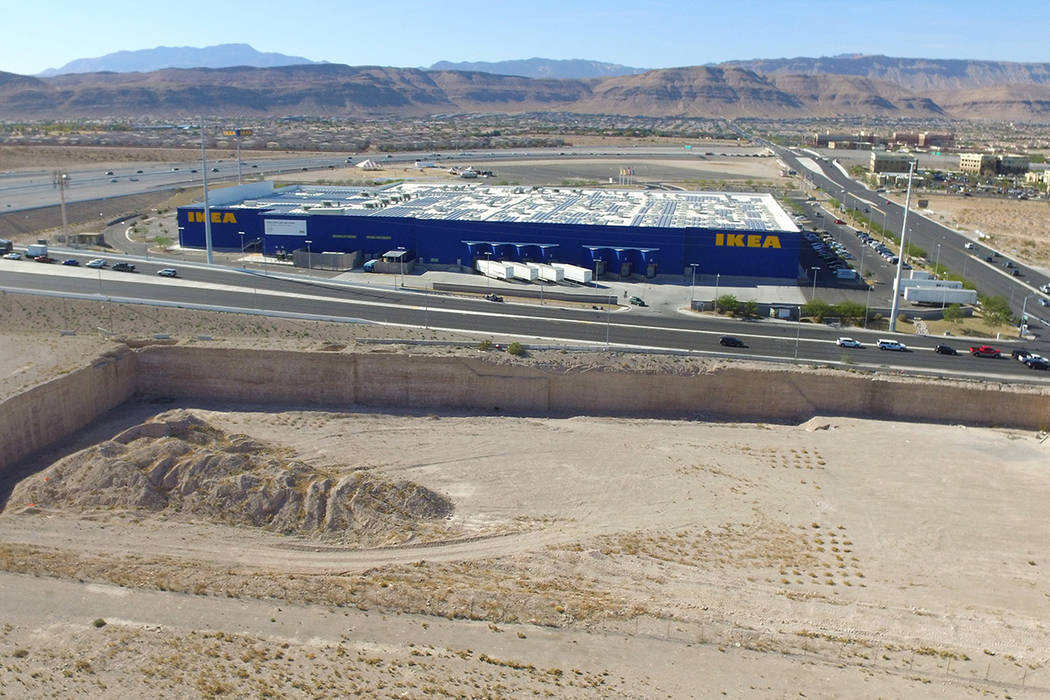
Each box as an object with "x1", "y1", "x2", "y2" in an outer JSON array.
[{"x1": 7, "y1": 410, "x2": 453, "y2": 542}]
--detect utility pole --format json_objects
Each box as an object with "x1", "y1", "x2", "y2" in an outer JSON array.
[
  {"x1": 888, "y1": 162, "x2": 915, "y2": 332},
  {"x1": 200, "y1": 116, "x2": 214, "y2": 264},
  {"x1": 51, "y1": 171, "x2": 70, "y2": 244}
]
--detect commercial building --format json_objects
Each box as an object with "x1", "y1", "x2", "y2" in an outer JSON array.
[
  {"x1": 870, "y1": 152, "x2": 916, "y2": 173},
  {"x1": 177, "y1": 182, "x2": 802, "y2": 279},
  {"x1": 959, "y1": 153, "x2": 1029, "y2": 176}
]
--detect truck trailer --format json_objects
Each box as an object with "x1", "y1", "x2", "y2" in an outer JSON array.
[
  {"x1": 525, "y1": 262, "x2": 564, "y2": 282},
  {"x1": 903, "y1": 287, "x2": 978, "y2": 305},
  {"x1": 550, "y1": 263, "x2": 593, "y2": 285},
  {"x1": 506, "y1": 262, "x2": 539, "y2": 282},
  {"x1": 475, "y1": 259, "x2": 511, "y2": 281}
]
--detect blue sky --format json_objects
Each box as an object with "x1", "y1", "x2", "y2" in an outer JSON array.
[{"x1": 4, "y1": 0, "x2": 1049, "y2": 75}]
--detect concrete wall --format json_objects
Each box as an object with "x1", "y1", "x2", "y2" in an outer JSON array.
[
  {"x1": 134, "y1": 347, "x2": 1050, "y2": 430},
  {"x1": 5, "y1": 345, "x2": 1047, "y2": 479},
  {"x1": 0, "y1": 347, "x2": 137, "y2": 472}
]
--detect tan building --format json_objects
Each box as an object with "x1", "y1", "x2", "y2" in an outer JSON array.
[
  {"x1": 870, "y1": 151, "x2": 916, "y2": 173},
  {"x1": 892, "y1": 132, "x2": 920, "y2": 146},
  {"x1": 959, "y1": 153, "x2": 997, "y2": 175},
  {"x1": 959, "y1": 153, "x2": 1028, "y2": 176}
]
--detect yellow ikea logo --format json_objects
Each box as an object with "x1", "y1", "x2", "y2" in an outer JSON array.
[
  {"x1": 188, "y1": 211, "x2": 238, "y2": 224},
  {"x1": 715, "y1": 233, "x2": 781, "y2": 249}
]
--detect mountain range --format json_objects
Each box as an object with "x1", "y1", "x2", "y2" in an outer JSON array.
[
  {"x1": 427, "y1": 58, "x2": 647, "y2": 79},
  {"x1": 38, "y1": 43, "x2": 317, "y2": 77},
  {"x1": 5, "y1": 50, "x2": 1050, "y2": 121}
]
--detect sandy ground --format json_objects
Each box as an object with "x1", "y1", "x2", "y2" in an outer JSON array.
[{"x1": 902, "y1": 194, "x2": 1050, "y2": 272}]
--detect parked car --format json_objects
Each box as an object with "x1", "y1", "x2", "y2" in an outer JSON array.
[
  {"x1": 719, "y1": 336, "x2": 747, "y2": 348},
  {"x1": 61, "y1": 258, "x2": 79, "y2": 266},
  {"x1": 837, "y1": 337, "x2": 863, "y2": 348},
  {"x1": 969, "y1": 345, "x2": 1001, "y2": 358},
  {"x1": 2, "y1": 252, "x2": 21, "y2": 260},
  {"x1": 628, "y1": 296, "x2": 647, "y2": 307},
  {"x1": 112, "y1": 262, "x2": 136, "y2": 272},
  {"x1": 156, "y1": 268, "x2": 178, "y2": 278},
  {"x1": 876, "y1": 339, "x2": 908, "y2": 351},
  {"x1": 483, "y1": 293, "x2": 503, "y2": 302},
  {"x1": 86, "y1": 258, "x2": 107, "y2": 268}
]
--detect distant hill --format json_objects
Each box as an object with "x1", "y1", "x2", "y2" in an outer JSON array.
[
  {"x1": 428, "y1": 57, "x2": 647, "y2": 79},
  {"x1": 39, "y1": 43, "x2": 318, "y2": 76},
  {"x1": 0, "y1": 57, "x2": 1048, "y2": 121},
  {"x1": 720, "y1": 54, "x2": 1050, "y2": 91}
]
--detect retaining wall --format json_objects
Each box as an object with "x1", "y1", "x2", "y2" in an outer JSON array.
[
  {"x1": 0, "y1": 347, "x2": 137, "y2": 471},
  {"x1": 4, "y1": 345, "x2": 1048, "y2": 476}
]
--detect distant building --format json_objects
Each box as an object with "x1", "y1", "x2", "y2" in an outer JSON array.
[
  {"x1": 827, "y1": 140, "x2": 873, "y2": 150},
  {"x1": 997, "y1": 155, "x2": 1029, "y2": 175},
  {"x1": 918, "y1": 132, "x2": 955, "y2": 149},
  {"x1": 959, "y1": 153, "x2": 1028, "y2": 176},
  {"x1": 811, "y1": 131, "x2": 877, "y2": 147},
  {"x1": 892, "y1": 132, "x2": 921, "y2": 146},
  {"x1": 871, "y1": 151, "x2": 916, "y2": 173}
]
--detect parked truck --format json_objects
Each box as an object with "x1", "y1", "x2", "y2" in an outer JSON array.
[
  {"x1": 550, "y1": 263, "x2": 593, "y2": 285},
  {"x1": 0, "y1": 239, "x2": 12, "y2": 254},
  {"x1": 506, "y1": 262, "x2": 539, "y2": 282},
  {"x1": 903, "y1": 287, "x2": 978, "y2": 305},
  {"x1": 475, "y1": 258, "x2": 511, "y2": 281},
  {"x1": 525, "y1": 262, "x2": 564, "y2": 282}
]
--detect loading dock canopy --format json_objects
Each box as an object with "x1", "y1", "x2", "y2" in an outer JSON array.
[{"x1": 382, "y1": 249, "x2": 411, "y2": 261}]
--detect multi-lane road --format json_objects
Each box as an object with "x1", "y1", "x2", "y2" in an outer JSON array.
[
  {"x1": 760, "y1": 139, "x2": 1050, "y2": 328},
  {"x1": 2, "y1": 250, "x2": 1049, "y2": 384}
]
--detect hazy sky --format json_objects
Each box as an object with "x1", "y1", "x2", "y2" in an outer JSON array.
[{"x1": 4, "y1": 0, "x2": 1049, "y2": 75}]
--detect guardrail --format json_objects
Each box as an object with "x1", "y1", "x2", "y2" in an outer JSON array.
[{"x1": 432, "y1": 282, "x2": 617, "y2": 305}]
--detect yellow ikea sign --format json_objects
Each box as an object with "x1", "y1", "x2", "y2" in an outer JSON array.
[
  {"x1": 188, "y1": 211, "x2": 238, "y2": 224},
  {"x1": 715, "y1": 233, "x2": 781, "y2": 249}
]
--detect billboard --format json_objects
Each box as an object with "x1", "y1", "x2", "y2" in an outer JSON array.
[{"x1": 264, "y1": 218, "x2": 307, "y2": 236}]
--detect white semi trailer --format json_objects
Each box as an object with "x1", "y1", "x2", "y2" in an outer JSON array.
[
  {"x1": 550, "y1": 263, "x2": 592, "y2": 285},
  {"x1": 526, "y1": 262, "x2": 564, "y2": 282},
  {"x1": 475, "y1": 259, "x2": 511, "y2": 281},
  {"x1": 506, "y1": 262, "x2": 539, "y2": 282}
]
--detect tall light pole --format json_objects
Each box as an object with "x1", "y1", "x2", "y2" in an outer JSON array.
[
  {"x1": 305, "y1": 239, "x2": 312, "y2": 270},
  {"x1": 1020, "y1": 294, "x2": 1036, "y2": 338},
  {"x1": 689, "y1": 263, "x2": 698, "y2": 309},
  {"x1": 714, "y1": 273, "x2": 720, "y2": 303},
  {"x1": 51, "y1": 171, "x2": 70, "y2": 245},
  {"x1": 200, "y1": 116, "x2": 214, "y2": 265},
  {"x1": 889, "y1": 162, "x2": 915, "y2": 332},
  {"x1": 238, "y1": 232, "x2": 246, "y2": 268},
  {"x1": 935, "y1": 243, "x2": 942, "y2": 275},
  {"x1": 810, "y1": 266, "x2": 820, "y2": 299},
  {"x1": 397, "y1": 246, "x2": 406, "y2": 288}
]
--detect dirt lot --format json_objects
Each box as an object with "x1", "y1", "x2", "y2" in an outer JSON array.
[
  {"x1": 908, "y1": 194, "x2": 1050, "y2": 271},
  {"x1": 2, "y1": 291, "x2": 1050, "y2": 696}
]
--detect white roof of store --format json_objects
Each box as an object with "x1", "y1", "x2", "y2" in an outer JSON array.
[{"x1": 212, "y1": 182, "x2": 798, "y2": 232}]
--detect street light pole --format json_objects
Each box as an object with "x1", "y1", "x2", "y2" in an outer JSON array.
[
  {"x1": 935, "y1": 243, "x2": 941, "y2": 274},
  {"x1": 715, "y1": 273, "x2": 720, "y2": 303},
  {"x1": 689, "y1": 263, "x2": 698, "y2": 309},
  {"x1": 1020, "y1": 294, "x2": 1035, "y2": 338},
  {"x1": 889, "y1": 162, "x2": 916, "y2": 332},
  {"x1": 239, "y1": 232, "x2": 245, "y2": 268},
  {"x1": 810, "y1": 266, "x2": 820, "y2": 299},
  {"x1": 305, "y1": 239, "x2": 312, "y2": 270}
]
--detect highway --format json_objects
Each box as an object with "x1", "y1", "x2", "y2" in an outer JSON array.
[
  {"x1": 752, "y1": 137, "x2": 1050, "y2": 328},
  {"x1": 3, "y1": 252, "x2": 1049, "y2": 384}
]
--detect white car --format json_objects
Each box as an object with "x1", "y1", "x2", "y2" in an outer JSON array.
[
  {"x1": 837, "y1": 337, "x2": 863, "y2": 348},
  {"x1": 86, "y1": 258, "x2": 107, "y2": 268},
  {"x1": 156, "y1": 268, "x2": 178, "y2": 278},
  {"x1": 3, "y1": 252, "x2": 21, "y2": 260},
  {"x1": 877, "y1": 339, "x2": 908, "y2": 351}
]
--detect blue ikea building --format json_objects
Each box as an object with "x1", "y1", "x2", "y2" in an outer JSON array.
[{"x1": 177, "y1": 182, "x2": 802, "y2": 278}]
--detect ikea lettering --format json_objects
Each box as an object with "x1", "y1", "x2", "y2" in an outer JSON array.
[
  {"x1": 714, "y1": 233, "x2": 781, "y2": 249},
  {"x1": 188, "y1": 211, "x2": 238, "y2": 224}
]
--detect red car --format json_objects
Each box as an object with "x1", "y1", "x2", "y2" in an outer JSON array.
[
  {"x1": 969, "y1": 345, "x2": 1001, "y2": 358},
  {"x1": 833, "y1": 219, "x2": 845, "y2": 224},
  {"x1": 34, "y1": 255, "x2": 55, "y2": 263}
]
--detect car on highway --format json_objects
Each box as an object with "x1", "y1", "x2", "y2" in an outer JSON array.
[
  {"x1": 112, "y1": 262, "x2": 136, "y2": 272},
  {"x1": 1040, "y1": 283, "x2": 1050, "y2": 293},
  {"x1": 833, "y1": 219, "x2": 845, "y2": 225},
  {"x1": 1012, "y1": 348, "x2": 1032, "y2": 361},
  {"x1": 2, "y1": 252, "x2": 21, "y2": 260},
  {"x1": 483, "y1": 293, "x2": 503, "y2": 302},
  {"x1": 34, "y1": 255, "x2": 55, "y2": 263},
  {"x1": 719, "y1": 336, "x2": 747, "y2": 348},
  {"x1": 876, "y1": 339, "x2": 908, "y2": 351},
  {"x1": 86, "y1": 258, "x2": 107, "y2": 268},
  {"x1": 156, "y1": 268, "x2": 178, "y2": 278},
  {"x1": 211, "y1": 167, "x2": 219, "y2": 172},
  {"x1": 170, "y1": 167, "x2": 179, "y2": 171},
  {"x1": 934, "y1": 344, "x2": 959, "y2": 355},
  {"x1": 105, "y1": 170, "x2": 114, "y2": 175},
  {"x1": 836, "y1": 337, "x2": 863, "y2": 348},
  {"x1": 136, "y1": 170, "x2": 143, "y2": 174},
  {"x1": 969, "y1": 345, "x2": 1001, "y2": 358},
  {"x1": 1040, "y1": 298, "x2": 1050, "y2": 307},
  {"x1": 1024, "y1": 355, "x2": 1050, "y2": 370},
  {"x1": 61, "y1": 258, "x2": 79, "y2": 266}
]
